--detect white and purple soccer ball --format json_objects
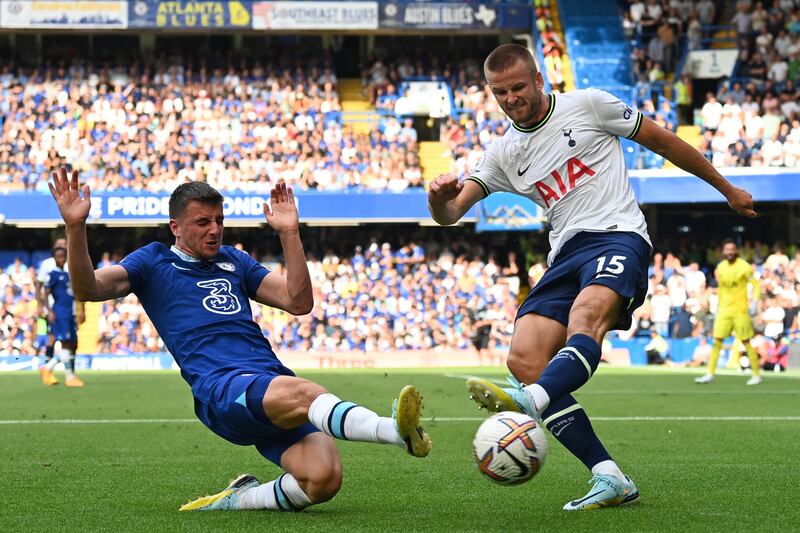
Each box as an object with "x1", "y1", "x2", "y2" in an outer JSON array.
[{"x1": 473, "y1": 411, "x2": 549, "y2": 485}]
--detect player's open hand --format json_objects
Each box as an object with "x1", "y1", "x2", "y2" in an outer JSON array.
[
  {"x1": 726, "y1": 186, "x2": 757, "y2": 217},
  {"x1": 264, "y1": 181, "x2": 299, "y2": 234},
  {"x1": 428, "y1": 173, "x2": 464, "y2": 206},
  {"x1": 48, "y1": 166, "x2": 91, "y2": 226}
]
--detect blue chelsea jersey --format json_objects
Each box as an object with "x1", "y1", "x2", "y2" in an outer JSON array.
[
  {"x1": 120, "y1": 242, "x2": 275, "y2": 400},
  {"x1": 47, "y1": 267, "x2": 75, "y2": 316}
]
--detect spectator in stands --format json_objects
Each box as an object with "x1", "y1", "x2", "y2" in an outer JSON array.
[
  {"x1": 701, "y1": 93, "x2": 723, "y2": 133},
  {"x1": 686, "y1": 335, "x2": 712, "y2": 367},
  {"x1": 762, "y1": 335, "x2": 789, "y2": 371},
  {"x1": 697, "y1": 0, "x2": 715, "y2": 26},
  {"x1": 645, "y1": 328, "x2": 669, "y2": 364}
]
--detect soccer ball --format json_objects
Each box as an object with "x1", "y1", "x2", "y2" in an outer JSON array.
[{"x1": 472, "y1": 411, "x2": 548, "y2": 485}]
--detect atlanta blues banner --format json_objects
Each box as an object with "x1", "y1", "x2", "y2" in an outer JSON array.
[{"x1": 128, "y1": 0, "x2": 251, "y2": 29}]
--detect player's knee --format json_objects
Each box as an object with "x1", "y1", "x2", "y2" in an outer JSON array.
[
  {"x1": 567, "y1": 301, "x2": 606, "y2": 339},
  {"x1": 507, "y1": 349, "x2": 547, "y2": 384},
  {"x1": 298, "y1": 460, "x2": 342, "y2": 503},
  {"x1": 265, "y1": 378, "x2": 329, "y2": 426},
  {"x1": 297, "y1": 380, "x2": 329, "y2": 406}
]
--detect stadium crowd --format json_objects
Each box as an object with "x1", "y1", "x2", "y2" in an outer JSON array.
[
  {"x1": 0, "y1": 57, "x2": 424, "y2": 193},
  {"x1": 696, "y1": 0, "x2": 800, "y2": 168},
  {"x1": 2, "y1": 239, "x2": 800, "y2": 367},
  {"x1": 0, "y1": 240, "x2": 521, "y2": 356}
]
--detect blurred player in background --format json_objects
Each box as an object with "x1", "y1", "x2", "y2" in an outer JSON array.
[
  {"x1": 49, "y1": 167, "x2": 431, "y2": 513},
  {"x1": 36, "y1": 237, "x2": 67, "y2": 385},
  {"x1": 469, "y1": 298, "x2": 494, "y2": 366},
  {"x1": 695, "y1": 239, "x2": 762, "y2": 385},
  {"x1": 39, "y1": 245, "x2": 85, "y2": 387},
  {"x1": 428, "y1": 44, "x2": 756, "y2": 510}
]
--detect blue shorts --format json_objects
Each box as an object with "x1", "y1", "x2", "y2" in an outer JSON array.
[
  {"x1": 194, "y1": 368, "x2": 319, "y2": 467},
  {"x1": 52, "y1": 313, "x2": 76, "y2": 343},
  {"x1": 518, "y1": 231, "x2": 650, "y2": 331}
]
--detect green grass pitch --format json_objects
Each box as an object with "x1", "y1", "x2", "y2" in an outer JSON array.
[{"x1": 1, "y1": 367, "x2": 799, "y2": 531}]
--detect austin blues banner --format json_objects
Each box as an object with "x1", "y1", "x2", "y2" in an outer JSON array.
[
  {"x1": 0, "y1": 0, "x2": 128, "y2": 29},
  {"x1": 128, "y1": 0, "x2": 251, "y2": 29},
  {"x1": 380, "y1": 1, "x2": 497, "y2": 30},
  {"x1": 378, "y1": 1, "x2": 531, "y2": 31}
]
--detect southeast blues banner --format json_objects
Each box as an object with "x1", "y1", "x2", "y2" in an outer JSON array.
[
  {"x1": 128, "y1": 0, "x2": 251, "y2": 29},
  {"x1": 252, "y1": 1, "x2": 379, "y2": 30}
]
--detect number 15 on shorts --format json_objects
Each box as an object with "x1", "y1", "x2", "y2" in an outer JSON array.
[{"x1": 596, "y1": 255, "x2": 626, "y2": 278}]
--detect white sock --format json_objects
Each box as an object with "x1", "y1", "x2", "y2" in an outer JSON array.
[
  {"x1": 238, "y1": 473, "x2": 313, "y2": 511},
  {"x1": 45, "y1": 356, "x2": 59, "y2": 371},
  {"x1": 591, "y1": 460, "x2": 626, "y2": 483},
  {"x1": 524, "y1": 384, "x2": 551, "y2": 413},
  {"x1": 60, "y1": 350, "x2": 75, "y2": 378},
  {"x1": 308, "y1": 393, "x2": 404, "y2": 445}
]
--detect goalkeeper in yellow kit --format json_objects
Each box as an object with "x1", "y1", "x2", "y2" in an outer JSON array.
[{"x1": 695, "y1": 239, "x2": 762, "y2": 385}]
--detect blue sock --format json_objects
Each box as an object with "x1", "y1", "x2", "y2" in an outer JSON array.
[
  {"x1": 541, "y1": 394, "x2": 612, "y2": 470},
  {"x1": 536, "y1": 333, "x2": 601, "y2": 403}
]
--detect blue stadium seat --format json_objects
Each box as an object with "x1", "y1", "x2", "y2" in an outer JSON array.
[
  {"x1": 559, "y1": 0, "x2": 635, "y2": 89},
  {"x1": 31, "y1": 250, "x2": 52, "y2": 269}
]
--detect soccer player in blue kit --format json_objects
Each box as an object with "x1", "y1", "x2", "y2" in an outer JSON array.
[
  {"x1": 49, "y1": 166, "x2": 431, "y2": 512},
  {"x1": 428, "y1": 44, "x2": 756, "y2": 510},
  {"x1": 40, "y1": 245, "x2": 85, "y2": 387}
]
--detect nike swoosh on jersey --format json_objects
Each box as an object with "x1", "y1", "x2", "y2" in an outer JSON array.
[
  {"x1": 595, "y1": 273, "x2": 619, "y2": 279},
  {"x1": 552, "y1": 421, "x2": 573, "y2": 437},
  {"x1": 517, "y1": 162, "x2": 532, "y2": 176},
  {"x1": 171, "y1": 262, "x2": 191, "y2": 271}
]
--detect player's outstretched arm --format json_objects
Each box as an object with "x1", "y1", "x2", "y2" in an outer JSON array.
[
  {"x1": 632, "y1": 117, "x2": 756, "y2": 217},
  {"x1": 427, "y1": 174, "x2": 485, "y2": 225},
  {"x1": 257, "y1": 182, "x2": 313, "y2": 315},
  {"x1": 48, "y1": 166, "x2": 131, "y2": 302}
]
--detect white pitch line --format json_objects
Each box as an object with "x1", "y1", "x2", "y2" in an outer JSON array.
[
  {"x1": 441, "y1": 373, "x2": 800, "y2": 394},
  {"x1": 427, "y1": 416, "x2": 800, "y2": 422},
  {"x1": 0, "y1": 418, "x2": 197, "y2": 425},
  {"x1": 2, "y1": 416, "x2": 800, "y2": 425}
]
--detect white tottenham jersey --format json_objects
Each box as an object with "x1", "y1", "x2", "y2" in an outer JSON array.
[{"x1": 469, "y1": 88, "x2": 651, "y2": 265}]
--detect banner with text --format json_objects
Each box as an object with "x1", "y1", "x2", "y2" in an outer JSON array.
[
  {"x1": 128, "y1": 0, "x2": 251, "y2": 29},
  {"x1": 252, "y1": 1, "x2": 378, "y2": 30},
  {"x1": 378, "y1": 1, "x2": 531, "y2": 30},
  {"x1": 3, "y1": 169, "x2": 800, "y2": 226},
  {"x1": 0, "y1": 0, "x2": 128, "y2": 29},
  {"x1": 0, "y1": 190, "x2": 477, "y2": 225},
  {"x1": 380, "y1": 1, "x2": 495, "y2": 30}
]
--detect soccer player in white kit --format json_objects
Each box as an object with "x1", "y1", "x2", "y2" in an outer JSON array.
[{"x1": 428, "y1": 44, "x2": 756, "y2": 510}]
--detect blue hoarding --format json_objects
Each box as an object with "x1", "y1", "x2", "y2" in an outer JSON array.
[
  {"x1": 3, "y1": 170, "x2": 800, "y2": 226},
  {"x1": 0, "y1": 190, "x2": 478, "y2": 225},
  {"x1": 476, "y1": 192, "x2": 544, "y2": 232}
]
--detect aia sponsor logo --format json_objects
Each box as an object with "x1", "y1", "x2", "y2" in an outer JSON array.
[{"x1": 532, "y1": 157, "x2": 596, "y2": 208}]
